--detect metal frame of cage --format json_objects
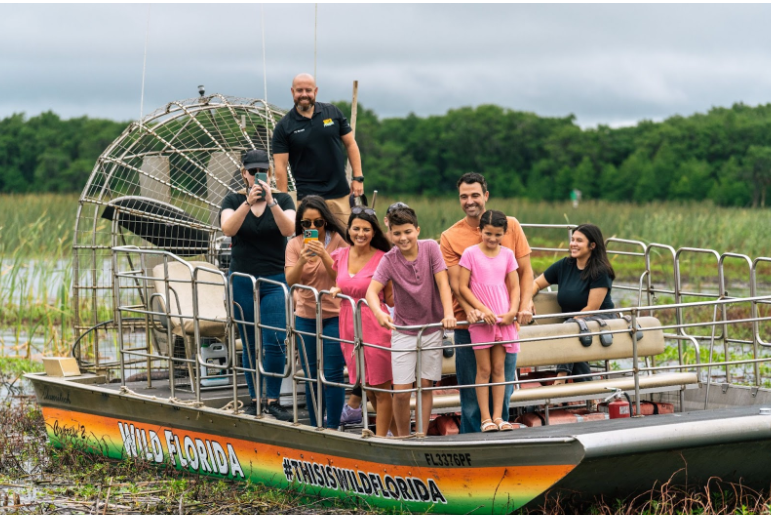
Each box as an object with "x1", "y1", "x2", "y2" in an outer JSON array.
[{"x1": 71, "y1": 95, "x2": 294, "y2": 374}]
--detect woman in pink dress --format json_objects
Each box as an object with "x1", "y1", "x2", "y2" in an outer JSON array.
[
  {"x1": 330, "y1": 207, "x2": 394, "y2": 437},
  {"x1": 459, "y1": 210, "x2": 521, "y2": 432}
]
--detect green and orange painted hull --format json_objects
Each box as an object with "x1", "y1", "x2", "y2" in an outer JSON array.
[{"x1": 34, "y1": 377, "x2": 582, "y2": 514}]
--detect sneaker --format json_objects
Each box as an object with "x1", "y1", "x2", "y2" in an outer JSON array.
[
  {"x1": 264, "y1": 401, "x2": 293, "y2": 422},
  {"x1": 339, "y1": 404, "x2": 362, "y2": 425},
  {"x1": 242, "y1": 403, "x2": 257, "y2": 416}
]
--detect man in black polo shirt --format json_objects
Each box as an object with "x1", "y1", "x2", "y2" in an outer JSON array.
[{"x1": 273, "y1": 73, "x2": 364, "y2": 226}]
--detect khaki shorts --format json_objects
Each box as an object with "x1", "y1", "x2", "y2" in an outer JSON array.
[
  {"x1": 325, "y1": 194, "x2": 351, "y2": 228},
  {"x1": 391, "y1": 330, "x2": 443, "y2": 385}
]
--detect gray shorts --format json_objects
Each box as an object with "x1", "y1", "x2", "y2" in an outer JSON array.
[{"x1": 391, "y1": 330, "x2": 443, "y2": 385}]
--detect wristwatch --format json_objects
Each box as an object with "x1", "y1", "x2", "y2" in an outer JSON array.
[
  {"x1": 267, "y1": 199, "x2": 279, "y2": 208},
  {"x1": 351, "y1": 175, "x2": 364, "y2": 183}
]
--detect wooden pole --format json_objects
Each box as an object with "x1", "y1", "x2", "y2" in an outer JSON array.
[{"x1": 345, "y1": 80, "x2": 359, "y2": 184}]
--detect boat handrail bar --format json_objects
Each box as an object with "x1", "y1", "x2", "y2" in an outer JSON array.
[
  {"x1": 520, "y1": 223, "x2": 577, "y2": 229},
  {"x1": 108, "y1": 244, "x2": 771, "y2": 432},
  {"x1": 605, "y1": 237, "x2": 647, "y2": 258}
]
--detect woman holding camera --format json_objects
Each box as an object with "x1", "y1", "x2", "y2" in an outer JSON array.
[
  {"x1": 285, "y1": 195, "x2": 349, "y2": 428},
  {"x1": 220, "y1": 150, "x2": 296, "y2": 420}
]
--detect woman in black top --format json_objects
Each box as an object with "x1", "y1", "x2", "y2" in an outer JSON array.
[
  {"x1": 220, "y1": 150, "x2": 296, "y2": 419},
  {"x1": 531, "y1": 224, "x2": 615, "y2": 384}
]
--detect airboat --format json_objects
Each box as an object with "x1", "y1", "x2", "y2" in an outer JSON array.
[{"x1": 26, "y1": 93, "x2": 771, "y2": 514}]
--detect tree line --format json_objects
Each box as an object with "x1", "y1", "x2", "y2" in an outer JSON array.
[{"x1": 3, "y1": 102, "x2": 771, "y2": 207}]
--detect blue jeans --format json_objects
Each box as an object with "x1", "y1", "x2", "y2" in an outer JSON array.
[
  {"x1": 455, "y1": 329, "x2": 518, "y2": 434},
  {"x1": 231, "y1": 272, "x2": 288, "y2": 400},
  {"x1": 295, "y1": 316, "x2": 345, "y2": 428}
]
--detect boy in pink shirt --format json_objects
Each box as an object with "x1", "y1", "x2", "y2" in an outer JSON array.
[{"x1": 366, "y1": 207, "x2": 456, "y2": 436}]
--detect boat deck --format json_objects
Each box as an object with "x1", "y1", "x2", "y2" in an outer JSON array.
[
  {"x1": 445, "y1": 404, "x2": 770, "y2": 441},
  {"x1": 100, "y1": 377, "x2": 771, "y2": 442}
]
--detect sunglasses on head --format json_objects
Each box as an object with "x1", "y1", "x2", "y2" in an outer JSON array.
[
  {"x1": 300, "y1": 219, "x2": 326, "y2": 229},
  {"x1": 245, "y1": 168, "x2": 268, "y2": 176},
  {"x1": 351, "y1": 207, "x2": 376, "y2": 216}
]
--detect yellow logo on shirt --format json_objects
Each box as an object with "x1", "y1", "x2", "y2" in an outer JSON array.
[{"x1": 323, "y1": 118, "x2": 334, "y2": 127}]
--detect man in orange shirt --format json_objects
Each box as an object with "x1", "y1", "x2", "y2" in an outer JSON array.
[{"x1": 440, "y1": 173, "x2": 534, "y2": 433}]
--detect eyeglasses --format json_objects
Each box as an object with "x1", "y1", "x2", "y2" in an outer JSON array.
[
  {"x1": 245, "y1": 168, "x2": 268, "y2": 176},
  {"x1": 351, "y1": 207, "x2": 376, "y2": 216},
  {"x1": 300, "y1": 219, "x2": 326, "y2": 229}
]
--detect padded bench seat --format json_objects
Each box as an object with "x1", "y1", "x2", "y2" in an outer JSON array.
[
  {"x1": 405, "y1": 373, "x2": 699, "y2": 411},
  {"x1": 442, "y1": 315, "x2": 666, "y2": 375}
]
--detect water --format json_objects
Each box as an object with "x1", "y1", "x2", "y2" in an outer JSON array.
[{"x1": 0, "y1": 329, "x2": 48, "y2": 358}]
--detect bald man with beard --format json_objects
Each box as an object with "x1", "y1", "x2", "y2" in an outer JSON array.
[{"x1": 272, "y1": 73, "x2": 364, "y2": 226}]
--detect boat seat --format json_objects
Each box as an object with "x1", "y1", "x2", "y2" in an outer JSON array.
[
  {"x1": 150, "y1": 261, "x2": 228, "y2": 339},
  {"x1": 529, "y1": 291, "x2": 564, "y2": 325},
  {"x1": 391, "y1": 316, "x2": 681, "y2": 412},
  {"x1": 442, "y1": 315, "x2": 665, "y2": 374}
]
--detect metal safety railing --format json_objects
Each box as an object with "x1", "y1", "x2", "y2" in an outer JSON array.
[{"x1": 109, "y1": 239, "x2": 771, "y2": 437}]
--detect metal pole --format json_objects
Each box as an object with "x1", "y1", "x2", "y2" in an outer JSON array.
[
  {"x1": 355, "y1": 299, "x2": 368, "y2": 433},
  {"x1": 344, "y1": 80, "x2": 358, "y2": 184},
  {"x1": 631, "y1": 308, "x2": 642, "y2": 417},
  {"x1": 415, "y1": 326, "x2": 425, "y2": 436}
]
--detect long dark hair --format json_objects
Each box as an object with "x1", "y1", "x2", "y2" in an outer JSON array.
[
  {"x1": 345, "y1": 210, "x2": 391, "y2": 253},
  {"x1": 294, "y1": 195, "x2": 347, "y2": 238},
  {"x1": 572, "y1": 223, "x2": 615, "y2": 282}
]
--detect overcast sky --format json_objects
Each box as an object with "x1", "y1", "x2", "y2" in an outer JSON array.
[{"x1": 3, "y1": 3, "x2": 771, "y2": 128}]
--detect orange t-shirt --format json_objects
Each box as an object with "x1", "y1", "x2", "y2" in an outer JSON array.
[
  {"x1": 285, "y1": 232, "x2": 348, "y2": 319},
  {"x1": 440, "y1": 216, "x2": 531, "y2": 321}
]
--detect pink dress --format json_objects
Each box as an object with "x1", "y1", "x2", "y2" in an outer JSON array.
[
  {"x1": 331, "y1": 248, "x2": 393, "y2": 386},
  {"x1": 458, "y1": 245, "x2": 520, "y2": 353}
]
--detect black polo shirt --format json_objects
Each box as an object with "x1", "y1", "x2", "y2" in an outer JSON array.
[{"x1": 272, "y1": 102, "x2": 352, "y2": 200}]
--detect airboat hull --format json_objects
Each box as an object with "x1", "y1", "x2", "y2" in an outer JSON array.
[
  {"x1": 29, "y1": 374, "x2": 771, "y2": 514},
  {"x1": 30, "y1": 373, "x2": 582, "y2": 514}
]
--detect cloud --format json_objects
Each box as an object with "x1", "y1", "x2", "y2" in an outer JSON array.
[{"x1": 3, "y1": 4, "x2": 771, "y2": 127}]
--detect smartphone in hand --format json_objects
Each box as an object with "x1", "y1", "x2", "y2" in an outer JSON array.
[
  {"x1": 303, "y1": 229, "x2": 319, "y2": 256},
  {"x1": 255, "y1": 172, "x2": 268, "y2": 199}
]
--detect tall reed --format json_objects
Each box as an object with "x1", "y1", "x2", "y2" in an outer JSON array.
[{"x1": 0, "y1": 194, "x2": 78, "y2": 357}]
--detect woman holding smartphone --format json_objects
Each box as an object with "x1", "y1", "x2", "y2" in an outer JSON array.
[
  {"x1": 285, "y1": 195, "x2": 349, "y2": 429},
  {"x1": 220, "y1": 149, "x2": 295, "y2": 420}
]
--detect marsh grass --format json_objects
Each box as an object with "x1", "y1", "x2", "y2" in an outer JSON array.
[
  {"x1": 523, "y1": 478, "x2": 771, "y2": 515},
  {"x1": 396, "y1": 196, "x2": 771, "y2": 257},
  {"x1": 3, "y1": 193, "x2": 771, "y2": 360}
]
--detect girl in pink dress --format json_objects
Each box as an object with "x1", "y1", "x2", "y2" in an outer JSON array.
[
  {"x1": 330, "y1": 207, "x2": 394, "y2": 437},
  {"x1": 458, "y1": 210, "x2": 520, "y2": 432}
]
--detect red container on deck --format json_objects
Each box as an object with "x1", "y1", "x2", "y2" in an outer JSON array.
[{"x1": 607, "y1": 398, "x2": 631, "y2": 419}]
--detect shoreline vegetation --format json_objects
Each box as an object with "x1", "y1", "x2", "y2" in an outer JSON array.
[{"x1": 4, "y1": 101, "x2": 771, "y2": 209}]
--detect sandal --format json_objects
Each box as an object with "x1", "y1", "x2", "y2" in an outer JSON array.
[
  {"x1": 481, "y1": 419, "x2": 499, "y2": 432},
  {"x1": 494, "y1": 418, "x2": 513, "y2": 431}
]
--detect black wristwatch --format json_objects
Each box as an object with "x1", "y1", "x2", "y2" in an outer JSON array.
[{"x1": 351, "y1": 175, "x2": 364, "y2": 183}]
